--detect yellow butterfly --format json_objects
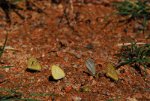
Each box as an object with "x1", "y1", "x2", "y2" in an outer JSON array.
[
  {"x1": 27, "y1": 57, "x2": 42, "y2": 71},
  {"x1": 106, "y1": 63, "x2": 118, "y2": 81},
  {"x1": 51, "y1": 65, "x2": 65, "y2": 80}
]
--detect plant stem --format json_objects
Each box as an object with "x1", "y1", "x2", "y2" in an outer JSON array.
[{"x1": 0, "y1": 31, "x2": 8, "y2": 58}]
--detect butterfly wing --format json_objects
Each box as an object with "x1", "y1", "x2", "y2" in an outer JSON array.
[
  {"x1": 27, "y1": 57, "x2": 41, "y2": 71},
  {"x1": 85, "y1": 58, "x2": 96, "y2": 76},
  {"x1": 106, "y1": 63, "x2": 118, "y2": 81},
  {"x1": 51, "y1": 65, "x2": 65, "y2": 80}
]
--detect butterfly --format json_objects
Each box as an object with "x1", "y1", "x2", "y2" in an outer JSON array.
[
  {"x1": 85, "y1": 58, "x2": 96, "y2": 76},
  {"x1": 27, "y1": 57, "x2": 42, "y2": 71},
  {"x1": 51, "y1": 65, "x2": 65, "y2": 80},
  {"x1": 106, "y1": 63, "x2": 118, "y2": 81}
]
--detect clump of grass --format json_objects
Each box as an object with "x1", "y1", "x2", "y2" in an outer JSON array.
[
  {"x1": 113, "y1": 0, "x2": 150, "y2": 31},
  {"x1": 0, "y1": 88, "x2": 22, "y2": 100},
  {"x1": 114, "y1": 0, "x2": 150, "y2": 19},
  {"x1": 116, "y1": 42, "x2": 150, "y2": 74},
  {"x1": 0, "y1": 88, "x2": 39, "y2": 101}
]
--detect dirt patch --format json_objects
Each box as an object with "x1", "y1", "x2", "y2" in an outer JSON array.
[{"x1": 0, "y1": 0, "x2": 150, "y2": 100}]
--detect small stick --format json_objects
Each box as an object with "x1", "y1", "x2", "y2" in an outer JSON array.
[{"x1": 117, "y1": 42, "x2": 146, "y2": 47}]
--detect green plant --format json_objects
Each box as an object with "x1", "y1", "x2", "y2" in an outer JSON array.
[
  {"x1": 10, "y1": 0, "x2": 25, "y2": 3},
  {"x1": 0, "y1": 88, "x2": 39, "y2": 101},
  {"x1": 107, "y1": 99, "x2": 114, "y2": 101},
  {"x1": 113, "y1": 0, "x2": 150, "y2": 31},
  {"x1": 0, "y1": 32, "x2": 8, "y2": 58},
  {"x1": 116, "y1": 42, "x2": 150, "y2": 74},
  {"x1": 0, "y1": 32, "x2": 15, "y2": 69},
  {"x1": 29, "y1": 92, "x2": 56, "y2": 97}
]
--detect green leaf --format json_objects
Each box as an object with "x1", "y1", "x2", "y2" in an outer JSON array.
[{"x1": 144, "y1": 57, "x2": 150, "y2": 63}]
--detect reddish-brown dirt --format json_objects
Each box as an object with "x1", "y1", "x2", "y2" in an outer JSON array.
[{"x1": 0, "y1": 0, "x2": 150, "y2": 100}]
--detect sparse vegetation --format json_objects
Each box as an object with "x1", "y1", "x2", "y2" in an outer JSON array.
[
  {"x1": 0, "y1": 88, "x2": 38, "y2": 101},
  {"x1": 113, "y1": 0, "x2": 150, "y2": 32},
  {"x1": 116, "y1": 42, "x2": 150, "y2": 74}
]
